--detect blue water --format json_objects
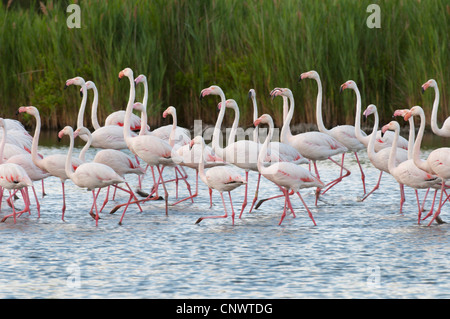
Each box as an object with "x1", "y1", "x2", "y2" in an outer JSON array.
[{"x1": 0, "y1": 146, "x2": 449, "y2": 299}]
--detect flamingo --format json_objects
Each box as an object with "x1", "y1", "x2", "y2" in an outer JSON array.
[
  {"x1": 65, "y1": 76, "x2": 136, "y2": 150},
  {"x1": 271, "y1": 87, "x2": 349, "y2": 205},
  {"x1": 58, "y1": 126, "x2": 124, "y2": 226},
  {"x1": 300, "y1": 71, "x2": 367, "y2": 195},
  {"x1": 81, "y1": 80, "x2": 143, "y2": 131},
  {"x1": 134, "y1": 74, "x2": 190, "y2": 144},
  {"x1": 421, "y1": 79, "x2": 450, "y2": 137},
  {"x1": 254, "y1": 114, "x2": 324, "y2": 225},
  {"x1": 18, "y1": 106, "x2": 83, "y2": 221},
  {"x1": 404, "y1": 106, "x2": 450, "y2": 225},
  {"x1": 381, "y1": 120, "x2": 443, "y2": 224},
  {"x1": 359, "y1": 105, "x2": 408, "y2": 203},
  {"x1": 74, "y1": 127, "x2": 145, "y2": 224},
  {"x1": 221, "y1": 95, "x2": 308, "y2": 214},
  {"x1": 0, "y1": 118, "x2": 33, "y2": 223},
  {"x1": 190, "y1": 136, "x2": 246, "y2": 225},
  {"x1": 199, "y1": 86, "x2": 284, "y2": 219},
  {"x1": 340, "y1": 80, "x2": 409, "y2": 151},
  {"x1": 116, "y1": 67, "x2": 183, "y2": 216}
]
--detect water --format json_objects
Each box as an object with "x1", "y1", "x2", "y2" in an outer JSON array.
[{"x1": 0, "y1": 144, "x2": 449, "y2": 299}]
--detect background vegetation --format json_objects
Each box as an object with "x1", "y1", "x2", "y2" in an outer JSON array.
[{"x1": 0, "y1": 0, "x2": 448, "y2": 132}]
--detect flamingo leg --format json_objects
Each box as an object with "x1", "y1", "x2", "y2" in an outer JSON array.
[
  {"x1": 195, "y1": 191, "x2": 228, "y2": 224},
  {"x1": 209, "y1": 188, "x2": 213, "y2": 208},
  {"x1": 228, "y1": 191, "x2": 235, "y2": 225},
  {"x1": 427, "y1": 182, "x2": 447, "y2": 226},
  {"x1": 321, "y1": 154, "x2": 351, "y2": 195},
  {"x1": 297, "y1": 191, "x2": 317, "y2": 226},
  {"x1": 399, "y1": 184, "x2": 405, "y2": 214},
  {"x1": 422, "y1": 189, "x2": 438, "y2": 221},
  {"x1": 61, "y1": 181, "x2": 66, "y2": 221},
  {"x1": 92, "y1": 190, "x2": 100, "y2": 226},
  {"x1": 239, "y1": 171, "x2": 249, "y2": 217},
  {"x1": 360, "y1": 171, "x2": 383, "y2": 202},
  {"x1": 279, "y1": 188, "x2": 289, "y2": 225},
  {"x1": 171, "y1": 170, "x2": 198, "y2": 206},
  {"x1": 31, "y1": 186, "x2": 41, "y2": 218},
  {"x1": 246, "y1": 173, "x2": 261, "y2": 216},
  {"x1": 415, "y1": 189, "x2": 422, "y2": 225},
  {"x1": 41, "y1": 179, "x2": 46, "y2": 197},
  {"x1": 156, "y1": 165, "x2": 169, "y2": 216},
  {"x1": 354, "y1": 152, "x2": 366, "y2": 195}
]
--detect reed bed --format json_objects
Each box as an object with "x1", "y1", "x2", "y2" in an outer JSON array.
[{"x1": 0, "y1": 0, "x2": 448, "y2": 131}]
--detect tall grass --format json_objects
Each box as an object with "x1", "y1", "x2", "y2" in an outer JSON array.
[{"x1": 0, "y1": 0, "x2": 448, "y2": 131}]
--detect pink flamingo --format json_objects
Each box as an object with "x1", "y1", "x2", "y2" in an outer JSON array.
[
  {"x1": 255, "y1": 114, "x2": 324, "y2": 225},
  {"x1": 340, "y1": 80, "x2": 409, "y2": 152},
  {"x1": 58, "y1": 126, "x2": 124, "y2": 226},
  {"x1": 405, "y1": 106, "x2": 450, "y2": 225},
  {"x1": 190, "y1": 136, "x2": 246, "y2": 225},
  {"x1": 0, "y1": 118, "x2": 33, "y2": 223},
  {"x1": 360, "y1": 105, "x2": 408, "y2": 204},
  {"x1": 421, "y1": 79, "x2": 450, "y2": 137},
  {"x1": 300, "y1": 71, "x2": 367, "y2": 195},
  {"x1": 381, "y1": 120, "x2": 443, "y2": 224},
  {"x1": 74, "y1": 127, "x2": 145, "y2": 224},
  {"x1": 271, "y1": 87, "x2": 349, "y2": 205},
  {"x1": 18, "y1": 106, "x2": 83, "y2": 221}
]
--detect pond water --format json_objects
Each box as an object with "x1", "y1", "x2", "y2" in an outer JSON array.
[{"x1": 0, "y1": 137, "x2": 449, "y2": 299}]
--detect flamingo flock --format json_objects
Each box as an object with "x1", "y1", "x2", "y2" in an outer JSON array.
[{"x1": 0, "y1": 68, "x2": 448, "y2": 227}]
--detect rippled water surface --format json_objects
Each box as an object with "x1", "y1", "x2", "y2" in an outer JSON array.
[{"x1": 1, "y1": 145, "x2": 449, "y2": 299}]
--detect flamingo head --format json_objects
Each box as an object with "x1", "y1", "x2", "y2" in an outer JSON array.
[
  {"x1": 362, "y1": 104, "x2": 377, "y2": 120},
  {"x1": 118, "y1": 68, "x2": 133, "y2": 81},
  {"x1": 74, "y1": 127, "x2": 91, "y2": 139},
  {"x1": 189, "y1": 136, "x2": 204, "y2": 149},
  {"x1": 17, "y1": 106, "x2": 39, "y2": 116},
  {"x1": 298, "y1": 70, "x2": 318, "y2": 81},
  {"x1": 270, "y1": 87, "x2": 292, "y2": 100},
  {"x1": 381, "y1": 121, "x2": 399, "y2": 137},
  {"x1": 404, "y1": 105, "x2": 423, "y2": 121},
  {"x1": 133, "y1": 102, "x2": 144, "y2": 112},
  {"x1": 340, "y1": 80, "x2": 356, "y2": 93},
  {"x1": 199, "y1": 85, "x2": 223, "y2": 100},
  {"x1": 248, "y1": 89, "x2": 256, "y2": 99},
  {"x1": 163, "y1": 106, "x2": 175, "y2": 118},
  {"x1": 254, "y1": 114, "x2": 273, "y2": 127},
  {"x1": 421, "y1": 79, "x2": 436, "y2": 93},
  {"x1": 393, "y1": 109, "x2": 409, "y2": 118},
  {"x1": 58, "y1": 126, "x2": 74, "y2": 140},
  {"x1": 134, "y1": 74, "x2": 147, "y2": 85},
  {"x1": 64, "y1": 76, "x2": 85, "y2": 89}
]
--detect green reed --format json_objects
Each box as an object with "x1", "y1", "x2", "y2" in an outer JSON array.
[{"x1": 0, "y1": 0, "x2": 448, "y2": 131}]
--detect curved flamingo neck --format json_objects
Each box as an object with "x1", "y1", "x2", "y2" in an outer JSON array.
[
  {"x1": 168, "y1": 111, "x2": 177, "y2": 147},
  {"x1": 76, "y1": 83, "x2": 88, "y2": 129},
  {"x1": 282, "y1": 96, "x2": 288, "y2": 124},
  {"x1": 139, "y1": 79, "x2": 149, "y2": 135},
  {"x1": 251, "y1": 96, "x2": 258, "y2": 143},
  {"x1": 412, "y1": 109, "x2": 431, "y2": 173},
  {"x1": 228, "y1": 104, "x2": 239, "y2": 145},
  {"x1": 352, "y1": 86, "x2": 368, "y2": 145},
  {"x1": 314, "y1": 75, "x2": 329, "y2": 134},
  {"x1": 406, "y1": 115, "x2": 415, "y2": 160},
  {"x1": 281, "y1": 93, "x2": 294, "y2": 144},
  {"x1": 64, "y1": 129, "x2": 75, "y2": 179},
  {"x1": 430, "y1": 84, "x2": 442, "y2": 136},
  {"x1": 387, "y1": 125, "x2": 399, "y2": 173},
  {"x1": 212, "y1": 90, "x2": 227, "y2": 158},
  {"x1": 258, "y1": 118, "x2": 274, "y2": 174},
  {"x1": 79, "y1": 131, "x2": 92, "y2": 162},
  {"x1": 31, "y1": 111, "x2": 43, "y2": 168},
  {"x1": 123, "y1": 73, "x2": 136, "y2": 144},
  {"x1": 367, "y1": 110, "x2": 379, "y2": 158},
  {"x1": 90, "y1": 85, "x2": 101, "y2": 130}
]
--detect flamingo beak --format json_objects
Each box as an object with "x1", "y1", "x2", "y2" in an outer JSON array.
[
  {"x1": 404, "y1": 111, "x2": 412, "y2": 121},
  {"x1": 254, "y1": 119, "x2": 261, "y2": 127},
  {"x1": 118, "y1": 70, "x2": 124, "y2": 81},
  {"x1": 339, "y1": 84, "x2": 346, "y2": 93}
]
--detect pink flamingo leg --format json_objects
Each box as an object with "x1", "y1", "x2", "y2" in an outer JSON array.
[
  {"x1": 228, "y1": 191, "x2": 235, "y2": 225},
  {"x1": 297, "y1": 191, "x2": 317, "y2": 226},
  {"x1": 399, "y1": 184, "x2": 405, "y2": 214},
  {"x1": 321, "y1": 154, "x2": 351, "y2": 195},
  {"x1": 353, "y1": 152, "x2": 366, "y2": 195},
  {"x1": 427, "y1": 182, "x2": 447, "y2": 226},
  {"x1": 92, "y1": 190, "x2": 100, "y2": 226},
  {"x1": 360, "y1": 171, "x2": 383, "y2": 202},
  {"x1": 195, "y1": 192, "x2": 229, "y2": 224},
  {"x1": 61, "y1": 181, "x2": 66, "y2": 221},
  {"x1": 117, "y1": 183, "x2": 144, "y2": 225},
  {"x1": 209, "y1": 188, "x2": 213, "y2": 208},
  {"x1": 279, "y1": 188, "x2": 289, "y2": 225},
  {"x1": 31, "y1": 186, "x2": 41, "y2": 218},
  {"x1": 239, "y1": 171, "x2": 249, "y2": 217},
  {"x1": 415, "y1": 189, "x2": 422, "y2": 224},
  {"x1": 246, "y1": 173, "x2": 261, "y2": 216},
  {"x1": 171, "y1": 170, "x2": 198, "y2": 206},
  {"x1": 422, "y1": 189, "x2": 438, "y2": 220}
]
